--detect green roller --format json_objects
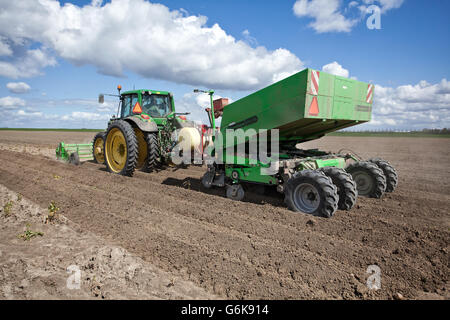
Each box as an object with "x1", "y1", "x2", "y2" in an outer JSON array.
[{"x1": 56, "y1": 142, "x2": 93, "y2": 164}]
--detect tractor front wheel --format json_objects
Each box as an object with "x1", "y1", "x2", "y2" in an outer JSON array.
[
  {"x1": 346, "y1": 161, "x2": 386, "y2": 198},
  {"x1": 92, "y1": 132, "x2": 106, "y2": 164},
  {"x1": 284, "y1": 170, "x2": 338, "y2": 218},
  {"x1": 104, "y1": 121, "x2": 138, "y2": 176}
]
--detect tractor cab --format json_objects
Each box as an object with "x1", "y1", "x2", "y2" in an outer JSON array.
[{"x1": 118, "y1": 89, "x2": 175, "y2": 127}]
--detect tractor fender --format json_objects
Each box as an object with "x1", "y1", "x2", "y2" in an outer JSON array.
[{"x1": 123, "y1": 116, "x2": 158, "y2": 133}]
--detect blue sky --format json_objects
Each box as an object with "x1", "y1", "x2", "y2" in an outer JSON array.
[{"x1": 0, "y1": 0, "x2": 449, "y2": 129}]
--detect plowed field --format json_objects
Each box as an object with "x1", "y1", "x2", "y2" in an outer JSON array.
[{"x1": 0, "y1": 131, "x2": 448, "y2": 299}]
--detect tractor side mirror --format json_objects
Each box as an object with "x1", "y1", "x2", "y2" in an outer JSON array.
[{"x1": 98, "y1": 94, "x2": 104, "y2": 104}]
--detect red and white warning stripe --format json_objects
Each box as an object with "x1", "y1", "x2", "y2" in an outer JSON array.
[
  {"x1": 366, "y1": 84, "x2": 374, "y2": 103},
  {"x1": 310, "y1": 70, "x2": 320, "y2": 95}
]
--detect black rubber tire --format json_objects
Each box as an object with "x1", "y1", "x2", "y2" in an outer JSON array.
[
  {"x1": 92, "y1": 132, "x2": 106, "y2": 164},
  {"x1": 320, "y1": 167, "x2": 357, "y2": 210},
  {"x1": 202, "y1": 171, "x2": 213, "y2": 189},
  {"x1": 369, "y1": 158, "x2": 398, "y2": 192},
  {"x1": 68, "y1": 152, "x2": 80, "y2": 166},
  {"x1": 226, "y1": 184, "x2": 245, "y2": 201},
  {"x1": 284, "y1": 170, "x2": 338, "y2": 218},
  {"x1": 346, "y1": 161, "x2": 386, "y2": 198},
  {"x1": 142, "y1": 132, "x2": 161, "y2": 172},
  {"x1": 104, "y1": 120, "x2": 138, "y2": 177}
]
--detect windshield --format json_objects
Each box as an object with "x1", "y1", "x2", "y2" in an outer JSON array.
[{"x1": 142, "y1": 94, "x2": 171, "y2": 118}]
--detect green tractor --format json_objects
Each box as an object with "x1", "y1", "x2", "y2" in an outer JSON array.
[{"x1": 95, "y1": 86, "x2": 203, "y2": 176}]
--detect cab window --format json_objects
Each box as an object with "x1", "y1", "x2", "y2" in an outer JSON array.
[
  {"x1": 142, "y1": 94, "x2": 171, "y2": 118},
  {"x1": 121, "y1": 94, "x2": 138, "y2": 118}
]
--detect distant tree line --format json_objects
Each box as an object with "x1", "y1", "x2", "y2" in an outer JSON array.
[
  {"x1": 421, "y1": 128, "x2": 449, "y2": 134},
  {"x1": 338, "y1": 128, "x2": 449, "y2": 134}
]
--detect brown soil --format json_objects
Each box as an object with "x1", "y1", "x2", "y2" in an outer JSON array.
[
  {"x1": 0, "y1": 131, "x2": 448, "y2": 300},
  {"x1": 0, "y1": 184, "x2": 215, "y2": 300},
  {"x1": 0, "y1": 130, "x2": 95, "y2": 147}
]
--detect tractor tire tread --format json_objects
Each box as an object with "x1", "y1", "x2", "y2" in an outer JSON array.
[
  {"x1": 284, "y1": 170, "x2": 338, "y2": 218},
  {"x1": 105, "y1": 120, "x2": 138, "y2": 177},
  {"x1": 369, "y1": 158, "x2": 398, "y2": 192},
  {"x1": 321, "y1": 166, "x2": 357, "y2": 210},
  {"x1": 143, "y1": 132, "x2": 161, "y2": 172},
  {"x1": 346, "y1": 161, "x2": 386, "y2": 198},
  {"x1": 92, "y1": 131, "x2": 106, "y2": 164}
]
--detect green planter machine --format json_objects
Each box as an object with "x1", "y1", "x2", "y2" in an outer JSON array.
[{"x1": 201, "y1": 68, "x2": 397, "y2": 218}]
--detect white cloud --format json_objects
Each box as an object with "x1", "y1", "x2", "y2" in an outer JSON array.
[
  {"x1": 91, "y1": 0, "x2": 103, "y2": 7},
  {"x1": 379, "y1": 0, "x2": 404, "y2": 12},
  {"x1": 383, "y1": 118, "x2": 397, "y2": 125},
  {"x1": 242, "y1": 29, "x2": 258, "y2": 47},
  {"x1": 272, "y1": 71, "x2": 298, "y2": 83},
  {"x1": 0, "y1": 96, "x2": 114, "y2": 128},
  {"x1": 63, "y1": 98, "x2": 117, "y2": 114},
  {"x1": 175, "y1": 91, "x2": 237, "y2": 126},
  {"x1": 293, "y1": 0, "x2": 404, "y2": 33},
  {"x1": 0, "y1": 96, "x2": 26, "y2": 109},
  {"x1": 97, "y1": 101, "x2": 117, "y2": 113},
  {"x1": 0, "y1": 48, "x2": 57, "y2": 79},
  {"x1": 293, "y1": 0, "x2": 358, "y2": 33},
  {"x1": 322, "y1": 61, "x2": 349, "y2": 77},
  {"x1": 61, "y1": 111, "x2": 110, "y2": 121},
  {"x1": 6, "y1": 82, "x2": 31, "y2": 94},
  {"x1": 0, "y1": 0, "x2": 303, "y2": 90},
  {"x1": 27, "y1": 97, "x2": 116, "y2": 114},
  {"x1": 368, "y1": 79, "x2": 450, "y2": 129},
  {"x1": 374, "y1": 79, "x2": 450, "y2": 112},
  {"x1": 17, "y1": 109, "x2": 43, "y2": 117},
  {"x1": 320, "y1": 63, "x2": 449, "y2": 129},
  {"x1": 0, "y1": 36, "x2": 12, "y2": 56},
  {"x1": 361, "y1": 0, "x2": 404, "y2": 13},
  {"x1": 176, "y1": 92, "x2": 215, "y2": 125}
]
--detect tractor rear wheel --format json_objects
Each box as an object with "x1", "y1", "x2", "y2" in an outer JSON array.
[
  {"x1": 284, "y1": 170, "x2": 338, "y2": 218},
  {"x1": 142, "y1": 132, "x2": 161, "y2": 172},
  {"x1": 320, "y1": 166, "x2": 357, "y2": 210},
  {"x1": 104, "y1": 120, "x2": 138, "y2": 177},
  {"x1": 92, "y1": 132, "x2": 106, "y2": 164},
  {"x1": 134, "y1": 128, "x2": 148, "y2": 170},
  {"x1": 369, "y1": 158, "x2": 398, "y2": 192},
  {"x1": 346, "y1": 161, "x2": 386, "y2": 198}
]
